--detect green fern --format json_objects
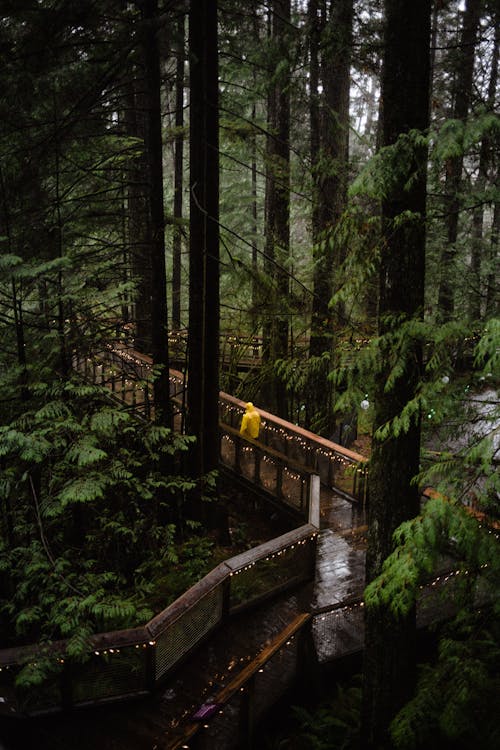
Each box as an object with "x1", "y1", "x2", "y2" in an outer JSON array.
[
  {"x1": 66, "y1": 437, "x2": 108, "y2": 467},
  {"x1": 57, "y1": 475, "x2": 108, "y2": 505}
]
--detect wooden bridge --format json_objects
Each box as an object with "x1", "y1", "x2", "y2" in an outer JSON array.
[{"x1": 0, "y1": 342, "x2": 488, "y2": 750}]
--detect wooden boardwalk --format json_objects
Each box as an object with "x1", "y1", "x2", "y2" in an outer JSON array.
[
  {"x1": 0, "y1": 342, "x2": 481, "y2": 750},
  {"x1": 0, "y1": 488, "x2": 366, "y2": 750}
]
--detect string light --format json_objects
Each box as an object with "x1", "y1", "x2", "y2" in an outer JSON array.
[{"x1": 69, "y1": 345, "x2": 493, "y2": 722}]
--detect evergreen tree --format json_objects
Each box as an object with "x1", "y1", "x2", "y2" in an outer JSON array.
[{"x1": 360, "y1": 1, "x2": 432, "y2": 745}]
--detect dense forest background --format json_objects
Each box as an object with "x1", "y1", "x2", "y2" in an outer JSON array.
[{"x1": 0, "y1": 0, "x2": 498, "y2": 747}]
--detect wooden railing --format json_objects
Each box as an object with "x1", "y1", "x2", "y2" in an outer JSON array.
[
  {"x1": 220, "y1": 424, "x2": 321, "y2": 526},
  {"x1": 165, "y1": 564, "x2": 488, "y2": 749},
  {"x1": 219, "y1": 392, "x2": 368, "y2": 505},
  {"x1": 74, "y1": 343, "x2": 366, "y2": 515},
  {"x1": 0, "y1": 526, "x2": 317, "y2": 717}
]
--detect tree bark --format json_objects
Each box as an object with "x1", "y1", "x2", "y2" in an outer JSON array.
[
  {"x1": 308, "y1": 0, "x2": 353, "y2": 436},
  {"x1": 172, "y1": 6, "x2": 185, "y2": 331},
  {"x1": 263, "y1": 0, "x2": 291, "y2": 418},
  {"x1": 187, "y1": 0, "x2": 220, "y2": 479},
  {"x1": 469, "y1": 13, "x2": 498, "y2": 322},
  {"x1": 361, "y1": 1, "x2": 431, "y2": 745},
  {"x1": 437, "y1": 0, "x2": 482, "y2": 321},
  {"x1": 309, "y1": 0, "x2": 352, "y2": 358},
  {"x1": 486, "y1": 199, "x2": 499, "y2": 318},
  {"x1": 140, "y1": 0, "x2": 171, "y2": 427},
  {"x1": 124, "y1": 71, "x2": 152, "y2": 353}
]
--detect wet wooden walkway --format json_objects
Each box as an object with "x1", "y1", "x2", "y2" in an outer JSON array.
[{"x1": 0, "y1": 487, "x2": 367, "y2": 750}]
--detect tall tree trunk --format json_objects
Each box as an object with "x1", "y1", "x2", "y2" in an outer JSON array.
[
  {"x1": 469, "y1": 14, "x2": 498, "y2": 322},
  {"x1": 361, "y1": 1, "x2": 431, "y2": 746},
  {"x1": 263, "y1": 0, "x2": 291, "y2": 419},
  {"x1": 309, "y1": 0, "x2": 321, "y2": 248},
  {"x1": 251, "y1": 98, "x2": 259, "y2": 328},
  {"x1": 125, "y1": 71, "x2": 152, "y2": 353},
  {"x1": 437, "y1": 0, "x2": 482, "y2": 321},
  {"x1": 140, "y1": 0, "x2": 171, "y2": 427},
  {"x1": 308, "y1": 0, "x2": 352, "y2": 436},
  {"x1": 250, "y1": 7, "x2": 260, "y2": 331},
  {"x1": 172, "y1": 6, "x2": 185, "y2": 331},
  {"x1": 52, "y1": 88, "x2": 69, "y2": 376},
  {"x1": 187, "y1": 0, "x2": 220, "y2": 479},
  {"x1": 0, "y1": 165, "x2": 28, "y2": 397},
  {"x1": 310, "y1": 0, "x2": 352, "y2": 356},
  {"x1": 486, "y1": 199, "x2": 499, "y2": 317}
]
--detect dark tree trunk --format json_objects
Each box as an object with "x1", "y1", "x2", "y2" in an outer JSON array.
[
  {"x1": 486, "y1": 199, "x2": 499, "y2": 317},
  {"x1": 306, "y1": 0, "x2": 322, "y2": 432},
  {"x1": 172, "y1": 7, "x2": 185, "y2": 331},
  {"x1": 251, "y1": 98, "x2": 258, "y2": 327},
  {"x1": 250, "y1": 7, "x2": 260, "y2": 330},
  {"x1": 263, "y1": 0, "x2": 291, "y2": 419},
  {"x1": 187, "y1": 0, "x2": 220, "y2": 479},
  {"x1": 140, "y1": 0, "x2": 171, "y2": 427},
  {"x1": 469, "y1": 14, "x2": 498, "y2": 322},
  {"x1": 0, "y1": 166, "x2": 28, "y2": 383},
  {"x1": 124, "y1": 72, "x2": 152, "y2": 353},
  {"x1": 308, "y1": 0, "x2": 352, "y2": 436},
  {"x1": 437, "y1": 0, "x2": 482, "y2": 321},
  {"x1": 309, "y1": 0, "x2": 352, "y2": 358},
  {"x1": 52, "y1": 90, "x2": 69, "y2": 377},
  {"x1": 309, "y1": 0, "x2": 321, "y2": 247},
  {"x1": 361, "y1": 1, "x2": 431, "y2": 746}
]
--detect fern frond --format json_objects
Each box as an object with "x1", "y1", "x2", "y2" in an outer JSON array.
[
  {"x1": 57, "y1": 475, "x2": 108, "y2": 505},
  {"x1": 66, "y1": 437, "x2": 108, "y2": 467}
]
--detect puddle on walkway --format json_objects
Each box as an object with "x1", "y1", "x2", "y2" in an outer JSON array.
[{"x1": 313, "y1": 529, "x2": 366, "y2": 609}]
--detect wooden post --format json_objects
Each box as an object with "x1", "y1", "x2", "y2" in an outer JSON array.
[
  {"x1": 254, "y1": 447, "x2": 261, "y2": 486},
  {"x1": 276, "y1": 463, "x2": 283, "y2": 501},
  {"x1": 308, "y1": 474, "x2": 320, "y2": 528}
]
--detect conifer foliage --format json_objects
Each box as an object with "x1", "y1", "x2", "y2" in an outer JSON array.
[{"x1": 0, "y1": 0, "x2": 498, "y2": 740}]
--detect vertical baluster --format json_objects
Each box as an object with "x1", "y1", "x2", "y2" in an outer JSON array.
[{"x1": 277, "y1": 462, "x2": 283, "y2": 501}]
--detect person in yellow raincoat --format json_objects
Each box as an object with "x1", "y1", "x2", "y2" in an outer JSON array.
[{"x1": 239, "y1": 402, "x2": 261, "y2": 439}]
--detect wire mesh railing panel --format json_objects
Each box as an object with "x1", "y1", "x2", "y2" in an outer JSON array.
[
  {"x1": 280, "y1": 468, "x2": 306, "y2": 512},
  {"x1": 154, "y1": 586, "x2": 224, "y2": 682},
  {"x1": 239, "y1": 444, "x2": 257, "y2": 481},
  {"x1": 261, "y1": 421, "x2": 287, "y2": 455},
  {"x1": 416, "y1": 571, "x2": 468, "y2": 628},
  {"x1": 219, "y1": 400, "x2": 243, "y2": 430},
  {"x1": 16, "y1": 670, "x2": 64, "y2": 714},
  {"x1": 72, "y1": 646, "x2": 148, "y2": 704},
  {"x1": 228, "y1": 540, "x2": 313, "y2": 612},
  {"x1": 220, "y1": 434, "x2": 236, "y2": 468},
  {"x1": 312, "y1": 602, "x2": 365, "y2": 663},
  {"x1": 259, "y1": 456, "x2": 278, "y2": 495}
]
